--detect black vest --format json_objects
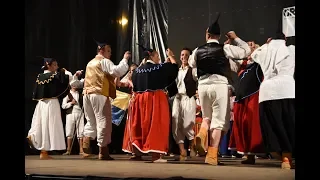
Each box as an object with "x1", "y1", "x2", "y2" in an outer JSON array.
[
  {"x1": 196, "y1": 42, "x2": 231, "y2": 80},
  {"x1": 65, "y1": 89, "x2": 84, "y2": 114},
  {"x1": 184, "y1": 67, "x2": 197, "y2": 98}
]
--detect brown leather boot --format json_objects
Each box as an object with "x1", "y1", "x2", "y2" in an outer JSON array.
[
  {"x1": 98, "y1": 146, "x2": 114, "y2": 160},
  {"x1": 205, "y1": 147, "x2": 221, "y2": 165},
  {"x1": 82, "y1": 137, "x2": 91, "y2": 158},
  {"x1": 281, "y1": 152, "x2": 294, "y2": 169},
  {"x1": 82, "y1": 137, "x2": 91, "y2": 152},
  {"x1": 40, "y1": 151, "x2": 53, "y2": 160},
  {"x1": 195, "y1": 128, "x2": 208, "y2": 156}
]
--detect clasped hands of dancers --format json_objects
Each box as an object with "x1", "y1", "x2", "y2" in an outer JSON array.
[{"x1": 27, "y1": 13, "x2": 294, "y2": 170}]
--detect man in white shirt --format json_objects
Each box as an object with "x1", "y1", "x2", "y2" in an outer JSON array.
[
  {"x1": 188, "y1": 13, "x2": 251, "y2": 165},
  {"x1": 251, "y1": 26, "x2": 295, "y2": 169},
  {"x1": 172, "y1": 48, "x2": 197, "y2": 161},
  {"x1": 82, "y1": 39, "x2": 130, "y2": 160}
]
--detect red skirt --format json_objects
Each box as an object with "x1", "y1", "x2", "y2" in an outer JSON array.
[
  {"x1": 229, "y1": 92, "x2": 264, "y2": 154},
  {"x1": 122, "y1": 90, "x2": 170, "y2": 154},
  {"x1": 122, "y1": 99, "x2": 134, "y2": 153}
]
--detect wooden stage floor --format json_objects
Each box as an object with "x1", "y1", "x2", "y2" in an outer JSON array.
[{"x1": 25, "y1": 154, "x2": 295, "y2": 180}]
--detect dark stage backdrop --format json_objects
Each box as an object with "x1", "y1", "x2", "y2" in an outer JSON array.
[
  {"x1": 25, "y1": 0, "x2": 121, "y2": 153},
  {"x1": 168, "y1": 0, "x2": 295, "y2": 55}
]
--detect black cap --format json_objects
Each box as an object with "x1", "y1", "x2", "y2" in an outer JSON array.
[
  {"x1": 37, "y1": 56, "x2": 54, "y2": 63},
  {"x1": 273, "y1": 17, "x2": 286, "y2": 40},
  {"x1": 208, "y1": 13, "x2": 221, "y2": 35},
  {"x1": 94, "y1": 38, "x2": 109, "y2": 50}
]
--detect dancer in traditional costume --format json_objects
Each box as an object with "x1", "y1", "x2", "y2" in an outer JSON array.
[
  {"x1": 250, "y1": 21, "x2": 295, "y2": 169},
  {"x1": 123, "y1": 47, "x2": 178, "y2": 162},
  {"x1": 172, "y1": 48, "x2": 197, "y2": 160},
  {"x1": 188, "y1": 13, "x2": 251, "y2": 165},
  {"x1": 228, "y1": 42, "x2": 265, "y2": 164},
  {"x1": 82, "y1": 39, "x2": 130, "y2": 160},
  {"x1": 27, "y1": 57, "x2": 73, "y2": 159},
  {"x1": 61, "y1": 71, "x2": 85, "y2": 155}
]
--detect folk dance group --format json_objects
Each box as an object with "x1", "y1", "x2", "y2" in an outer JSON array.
[{"x1": 26, "y1": 14, "x2": 295, "y2": 170}]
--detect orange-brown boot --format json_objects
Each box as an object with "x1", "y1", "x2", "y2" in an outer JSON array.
[
  {"x1": 98, "y1": 146, "x2": 114, "y2": 160},
  {"x1": 205, "y1": 147, "x2": 221, "y2": 165},
  {"x1": 40, "y1": 151, "x2": 53, "y2": 160},
  {"x1": 195, "y1": 128, "x2": 208, "y2": 156},
  {"x1": 281, "y1": 152, "x2": 294, "y2": 169}
]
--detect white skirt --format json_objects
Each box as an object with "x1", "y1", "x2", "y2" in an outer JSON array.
[{"x1": 28, "y1": 99, "x2": 66, "y2": 151}]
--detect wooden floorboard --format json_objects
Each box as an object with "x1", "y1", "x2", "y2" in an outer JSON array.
[{"x1": 25, "y1": 155, "x2": 295, "y2": 180}]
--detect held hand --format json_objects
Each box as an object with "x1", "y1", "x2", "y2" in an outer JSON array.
[
  {"x1": 75, "y1": 70, "x2": 82, "y2": 76},
  {"x1": 226, "y1": 31, "x2": 238, "y2": 40},
  {"x1": 71, "y1": 99, "x2": 76, "y2": 105},
  {"x1": 128, "y1": 81, "x2": 134, "y2": 88},
  {"x1": 166, "y1": 48, "x2": 174, "y2": 57},
  {"x1": 60, "y1": 68, "x2": 67, "y2": 73},
  {"x1": 165, "y1": 57, "x2": 171, "y2": 63},
  {"x1": 224, "y1": 36, "x2": 231, "y2": 44},
  {"x1": 123, "y1": 51, "x2": 131, "y2": 60},
  {"x1": 247, "y1": 41, "x2": 256, "y2": 52}
]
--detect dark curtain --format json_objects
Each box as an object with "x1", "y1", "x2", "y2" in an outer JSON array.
[
  {"x1": 128, "y1": 0, "x2": 168, "y2": 64},
  {"x1": 25, "y1": 0, "x2": 120, "y2": 154}
]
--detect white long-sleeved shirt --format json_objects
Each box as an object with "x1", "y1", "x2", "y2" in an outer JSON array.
[
  {"x1": 69, "y1": 72, "x2": 84, "y2": 89},
  {"x1": 96, "y1": 55, "x2": 129, "y2": 78},
  {"x1": 61, "y1": 90, "x2": 82, "y2": 113},
  {"x1": 188, "y1": 38, "x2": 251, "y2": 85},
  {"x1": 176, "y1": 66, "x2": 197, "y2": 95},
  {"x1": 251, "y1": 40, "x2": 295, "y2": 103}
]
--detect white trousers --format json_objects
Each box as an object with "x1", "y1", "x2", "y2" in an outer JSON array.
[
  {"x1": 28, "y1": 99, "x2": 66, "y2": 151},
  {"x1": 172, "y1": 94, "x2": 196, "y2": 144},
  {"x1": 198, "y1": 84, "x2": 230, "y2": 132},
  {"x1": 83, "y1": 94, "x2": 112, "y2": 147},
  {"x1": 65, "y1": 112, "x2": 84, "y2": 138}
]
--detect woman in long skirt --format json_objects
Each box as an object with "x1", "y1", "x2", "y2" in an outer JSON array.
[
  {"x1": 122, "y1": 48, "x2": 178, "y2": 162},
  {"x1": 27, "y1": 57, "x2": 74, "y2": 159},
  {"x1": 228, "y1": 42, "x2": 265, "y2": 164}
]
